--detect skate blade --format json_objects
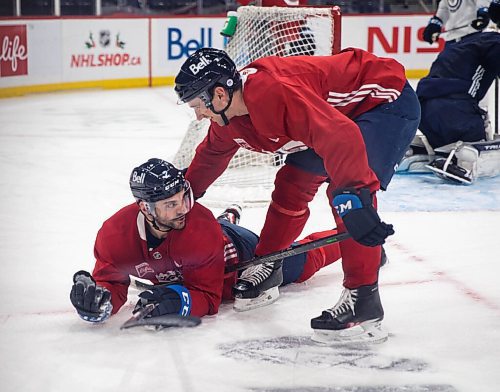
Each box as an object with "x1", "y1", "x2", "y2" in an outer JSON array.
[
  {"x1": 425, "y1": 164, "x2": 472, "y2": 185},
  {"x1": 311, "y1": 320, "x2": 388, "y2": 346},
  {"x1": 233, "y1": 286, "x2": 280, "y2": 312}
]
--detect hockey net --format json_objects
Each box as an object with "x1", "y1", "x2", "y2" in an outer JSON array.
[{"x1": 173, "y1": 6, "x2": 341, "y2": 207}]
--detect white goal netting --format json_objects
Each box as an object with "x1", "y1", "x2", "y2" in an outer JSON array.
[
  {"x1": 173, "y1": 6, "x2": 341, "y2": 207},
  {"x1": 225, "y1": 5, "x2": 340, "y2": 69}
]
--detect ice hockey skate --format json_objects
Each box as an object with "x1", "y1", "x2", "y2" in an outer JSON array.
[
  {"x1": 310, "y1": 283, "x2": 388, "y2": 345},
  {"x1": 233, "y1": 260, "x2": 283, "y2": 312},
  {"x1": 217, "y1": 204, "x2": 242, "y2": 225},
  {"x1": 426, "y1": 157, "x2": 472, "y2": 184}
]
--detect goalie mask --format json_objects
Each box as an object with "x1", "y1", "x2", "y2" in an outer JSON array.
[
  {"x1": 130, "y1": 158, "x2": 194, "y2": 223},
  {"x1": 175, "y1": 48, "x2": 241, "y2": 125}
]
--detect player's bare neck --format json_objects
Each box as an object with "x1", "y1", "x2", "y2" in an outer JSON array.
[{"x1": 231, "y1": 90, "x2": 249, "y2": 116}]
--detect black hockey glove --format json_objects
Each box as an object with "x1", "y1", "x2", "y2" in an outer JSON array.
[
  {"x1": 489, "y1": 0, "x2": 500, "y2": 26},
  {"x1": 471, "y1": 7, "x2": 490, "y2": 30},
  {"x1": 332, "y1": 188, "x2": 394, "y2": 247},
  {"x1": 423, "y1": 16, "x2": 443, "y2": 44},
  {"x1": 134, "y1": 285, "x2": 192, "y2": 317},
  {"x1": 70, "y1": 270, "x2": 112, "y2": 323}
]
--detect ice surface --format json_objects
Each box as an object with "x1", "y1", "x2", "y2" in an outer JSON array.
[{"x1": 0, "y1": 87, "x2": 499, "y2": 392}]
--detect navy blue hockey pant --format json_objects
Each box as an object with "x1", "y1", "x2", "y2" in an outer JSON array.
[
  {"x1": 285, "y1": 81, "x2": 421, "y2": 190},
  {"x1": 419, "y1": 96, "x2": 487, "y2": 148}
]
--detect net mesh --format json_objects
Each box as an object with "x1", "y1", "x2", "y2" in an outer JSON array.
[{"x1": 226, "y1": 6, "x2": 337, "y2": 69}]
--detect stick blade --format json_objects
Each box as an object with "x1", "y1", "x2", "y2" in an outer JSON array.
[{"x1": 120, "y1": 314, "x2": 202, "y2": 330}]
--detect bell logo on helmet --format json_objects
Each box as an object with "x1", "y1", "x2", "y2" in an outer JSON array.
[
  {"x1": 131, "y1": 172, "x2": 145, "y2": 184},
  {"x1": 188, "y1": 55, "x2": 212, "y2": 75},
  {"x1": 175, "y1": 48, "x2": 241, "y2": 105},
  {"x1": 130, "y1": 158, "x2": 190, "y2": 204}
]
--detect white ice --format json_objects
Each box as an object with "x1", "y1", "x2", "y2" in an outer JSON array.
[{"x1": 0, "y1": 86, "x2": 499, "y2": 392}]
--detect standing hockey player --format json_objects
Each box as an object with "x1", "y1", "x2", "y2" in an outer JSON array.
[
  {"x1": 175, "y1": 47, "x2": 420, "y2": 343},
  {"x1": 412, "y1": 1, "x2": 500, "y2": 184},
  {"x1": 69, "y1": 158, "x2": 342, "y2": 323},
  {"x1": 422, "y1": 0, "x2": 493, "y2": 45}
]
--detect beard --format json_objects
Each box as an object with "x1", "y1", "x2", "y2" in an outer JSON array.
[{"x1": 155, "y1": 214, "x2": 186, "y2": 231}]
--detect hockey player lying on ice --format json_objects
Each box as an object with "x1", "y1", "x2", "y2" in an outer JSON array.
[
  {"x1": 174, "y1": 47, "x2": 419, "y2": 343},
  {"x1": 70, "y1": 159, "x2": 350, "y2": 329}
]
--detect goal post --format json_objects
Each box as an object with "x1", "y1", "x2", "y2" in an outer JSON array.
[{"x1": 173, "y1": 6, "x2": 341, "y2": 207}]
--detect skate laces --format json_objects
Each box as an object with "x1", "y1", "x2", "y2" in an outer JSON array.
[
  {"x1": 239, "y1": 262, "x2": 275, "y2": 287},
  {"x1": 326, "y1": 288, "x2": 358, "y2": 317}
]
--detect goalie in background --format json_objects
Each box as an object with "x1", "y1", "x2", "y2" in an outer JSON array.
[
  {"x1": 175, "y1": 47, "x2": 419, "y2": 344},
  {"x1": 69, "y1": 158, "x2": 344, "y2": 324},
  {"x1": 401, "y1": 1, "x2": 500, "y2": 184}
]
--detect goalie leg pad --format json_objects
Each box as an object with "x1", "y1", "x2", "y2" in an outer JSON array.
[
  {"x1": 430, "y1": 140, "x2": 500, "y2": 183},
  {"x1": 396, "y1": 153, "x2": 434, "y2": 173},
  {"x1": 461, "y1": 140, "x2": 500, "y2": 179}
]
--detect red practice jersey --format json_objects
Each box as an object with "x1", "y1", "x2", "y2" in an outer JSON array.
[
  {"x1": 186, "y1": 48, "x2": 407, "y2": 197},
  {"x1": 91, "y1": 203, "x2": 231, "y2": 318}
]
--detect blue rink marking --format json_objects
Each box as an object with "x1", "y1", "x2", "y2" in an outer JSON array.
[{"x1": 378, "y1": 174, "x2": 500, "y2": 212}]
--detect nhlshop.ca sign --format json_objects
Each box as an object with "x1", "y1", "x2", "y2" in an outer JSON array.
[
  {"x1": 62, "y1": 19, "x2": 148, "y2": 81},
  {"x1": 0, "y1": 25, "x2": 28, "y2": 77},
  {"x1": 70, "y1": 30, "x2": 142, "y2": 69}
]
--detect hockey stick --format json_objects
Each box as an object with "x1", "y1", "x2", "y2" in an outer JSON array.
[
  {"x1": 131, "y1": 279, "x2": 158, "y2": 290},
  {"x1": 441, "y1": 23, "x2": 471, "y2": 34},
  {"x1": 120, "y1": 303, "x2": 201, "y2": 330},
  {"x1": 130, "y1": 231, "x2": 351, "y2": 289},
  {"x1": 431, "y1": 23, "x2": 471, "y2": 41},
  {"x1": 225, "y1": 231, "x2": 351, "y2": 273},
  {"x1": 124, "y1": 232, "x2": 351, "y2": 327}
]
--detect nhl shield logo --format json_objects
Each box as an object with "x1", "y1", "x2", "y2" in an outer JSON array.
[
  {"x1": 99, "y1": 30, "x2": 111, "y2": 48},
  {"x1": 152, "y1": 251, "x2": 162, "y2": 260}
]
